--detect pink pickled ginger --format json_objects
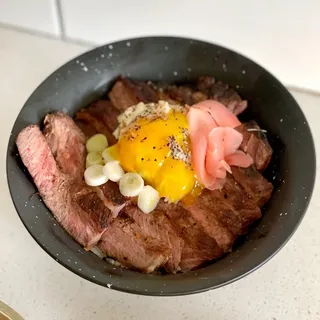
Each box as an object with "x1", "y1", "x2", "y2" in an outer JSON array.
[{"x1": 188, "y1": 100, "x2": 253, "y2": 190}]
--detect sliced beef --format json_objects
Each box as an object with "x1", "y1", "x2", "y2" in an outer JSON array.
[
  {"x1": 223, "y1": 175, "x2": 262, "y2": 230},
  {"x1": 75, "y1": 119, "x2": 98, "y2": 138},
  {"x1": 157, "y1": 201, "x2": 223, "y2": 271},
  {"x1": 159, "y1": 76, "x2": 247, "y2": 115},
  {"x1": 17, "y1": 75, "x2": 274, "y2": 275},
  {"x1": 108, "y1": 76, "x2": 246, "y2": 116},
  {"x1": 148, "y1": 83, "x2": 180, "y2": 105},
  {"x1": 43, "y1": 112, "x2": 86, "y2": 180},
  {"x1": 123, "y1": 77, "x2": 158, "y2": 104},
  {"x1": 236, "y1": 121, "x2": 273, "y2": 171},
  {"x1": 231, "y1": 166, "x2": 273, "y2": 208},
  {"x1": 98, "y1": 180, "x2": 130, "y2": 216},
  {"x1": 76, "y1": 100, "x2": 119, "y2": 144},
  {"x1": 163, "y1": 85, "x2": 207, "y2": 106},
  {"x1": 73, "y1": 186, "x2": 114, "y2": 231},
  {"x1": 123, "y1": 205, "x2": 183, "y2": 273},
  {"x1": 99, "y1": 211, "x2": 170, "y2": 273},
  {"x1": 108, "y1": 80, "x2": 138, "y2": 111},
  {"x1": 16, "y1": 125, "x2": 112, "y2": 248},
  {"x1": 44, "y1": 111, "x2": 126, "y2": 217},
  {"x1": 78, "y1": 100, "x2": 119, "y2": 132},
  {"x1": 195, "y1": 176, "x2": 261, "y2": 237},
  {"x1": 109, "y1": 76, "x2": 158, "y2": 111},
  {"x1": 196, "y1": 76, "x2": 247, "y2": 115},
  {"x1": 196, "y1": 189, "x2": 244, "y2": 236},
  {"x1": 182, "y1": 200, "x2": 235, "y2": 252}
]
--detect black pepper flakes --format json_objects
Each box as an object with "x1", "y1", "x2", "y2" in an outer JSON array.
[{"x1": 140, "y1": 136, "x2": 147, "y2": 142}]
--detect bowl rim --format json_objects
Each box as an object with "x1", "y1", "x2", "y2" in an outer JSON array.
[{"x1": 6, "y1": 35, "x2": 317, "y2": 296}]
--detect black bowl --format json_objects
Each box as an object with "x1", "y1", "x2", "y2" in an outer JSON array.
[{"x1": 6, "y1": 37, "x2": 316, "y2": 296}]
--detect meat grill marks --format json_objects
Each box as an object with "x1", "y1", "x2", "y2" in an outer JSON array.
[
  {"x1": 100, "y1": 188, "x2": 260, "y2": 272},
  {"x1": 157, "y1": 201, "x2": 223, "y2": 272},
  {"x1": 192, "y1": 189, "x2": 243, "y2": 237},
  {"x1": 16, "y1": 125, "x2": 111, "y2": 249},
  {"x1": 98, "y1": 204, "x2": 183, "y2": 273},
  {"x1": 99, "y1": 210, "x2": 170, "y2": 273},
  {"x1": 231, "y1": 166, "x2": 273, "y2": 208},
  {"x1": 123, "y1": 205, "x2": 183, "y2": 273},
  {"x1": 109, "y1": 76, "x2": 158, "y2": 111},
  {"x1": 73, "y1": 186, "x2": 113, "y2": 231},
  {"x1": 76, "y1": 100, "x2": 119, "y2": 144},
  {"x1": 193, "y1": 176, "x2": 261, "y2": 236},
  {"x1": 222, "y1": 176, "x2": 262, "y2": 229},
  {"x1": 181, "y1": 175, "x2": 261, "y2": 254},
  {"x1": 236, "y1": 121, "x2": 273, "y2": 171},
  {"x1": 182, "y1": 199, "x2": 235, "y2": 252}
]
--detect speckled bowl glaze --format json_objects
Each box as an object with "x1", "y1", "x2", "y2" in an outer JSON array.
[{"x1": 7, "y1": 37, "x2": 316, "y2": 296}]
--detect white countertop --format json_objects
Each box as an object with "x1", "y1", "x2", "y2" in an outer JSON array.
[{"x1": 0, "y1": 27, "x2": 319, "y2": 320}]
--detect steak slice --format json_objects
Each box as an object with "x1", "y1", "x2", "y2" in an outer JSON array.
[
  {"x1": 236, "y1": 121, "x2": 273, "y2": 171},
  {"x1": 231, "y1": 166, "x2": 273, "y2": 208},
  {"x1": 16, "y1": 125, "x2": 112, "y2": 248},
  {"x1": 223, "y1": 175, "x2": 262, "y2": 230},
  {"x1": 123, "y1": 205, "x2": 183, "y2": 273},
  {"x1": 43, "y1": 112, "x2": 86, "y2": 180},
  {"x1": 76, "y1": 100, "x2": 119, "y2": 144},
  {"x1": 182, "y1": 200, "x2": 235, "y2": 252},
  {"x1": 98, "y1": 180, "x2": 130, "y2": 216},
  {"x1": 109, "y1": 76, "x2": 158, "y2": 111},
  {"x1": 194, "y1": 176, "x2": 261, "y2": 237},
  {"x1": 75, "y1": 120, "x2": 98, "y2": 138},
  {"x1": 163, "y1": 85, "x2": 207, "y2": 106},
  {"x1": 148, "y1": 83, "x2": 180, "y2": 105},
  {"x1": 44, "y1": 112, "x2": 127, "y2": 217},
  {"x1": 197, "y1": 189, "x2": 243, "y2": 236},
  {"x1": 157, "y1": 201, "x2": 223, "y2": 271},
  {"x1": 160, "y1": 76, "x2": 247, "y2": 114},
  {"x1": 73, "y1": 185, "x2": 114, "y2": 232},
  {"x1": 196, "y1": 76, "x2": 247, "y2": 115},
  {"x1": 99, "y1": 211, "x2": 170, "y2": 273}
]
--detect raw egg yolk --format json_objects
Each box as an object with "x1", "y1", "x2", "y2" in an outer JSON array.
[{"x1": 116, "y1": 111, "x2": 196, "y2": 202}]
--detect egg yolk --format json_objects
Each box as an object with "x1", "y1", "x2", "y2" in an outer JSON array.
[{"x1": 115, "y1": 111, "x2": 196, "y2": 202}]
